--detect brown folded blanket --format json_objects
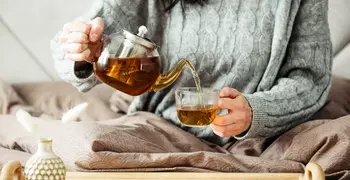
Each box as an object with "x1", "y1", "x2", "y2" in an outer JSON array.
[
  {"x1": 0, "y1": 113, "x2": 350, "y2": 178},
  {"x1": 0, "y1": 77, "x2": 350, "y2": 180}
]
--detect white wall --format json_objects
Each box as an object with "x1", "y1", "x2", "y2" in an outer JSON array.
[{"x1": 0, "y1": 0, "x2": 94, "y2": 83}]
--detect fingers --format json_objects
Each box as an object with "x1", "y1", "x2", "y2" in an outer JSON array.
[
  {"x1": 59, "y1": 32, "x2": 89, "y2": 44},
  {"x1": 62, "y1": 43, "x2": 88, "y2": 53},
  {"x1": 220, "y1": 87, "x2": 240, "y2": 98},
  {"x1": 211, "y1": 112, "x2": 248, "y2": 137},
  {"x1": 218, "y1": 95, "x2": 246, "y2": 110},
  {"x1": 211, "y1": 112, "x2": 246, "y2": 126},
  {"x1": 211, "y1": 123, "x2": 244, "y2": 137},
  {"x1": 211, "y1": 115, "x2": 235, "y2": 126},
  {"x1": 63, "y1": 21, "x2": 91, "y2": 35},
  {"x1": 59, "y1": 32, "x2": 90, "y2": 61},
  {"x1": 65, "y1": 49, "x2": 91, "y2": 61},
  {"x1": 89, "y1": 17, "x2": 104, "y2": 42},
  {"x1": 59, "y1": 17, "x2": 104, "y2": 62},
  {"x1": 218, "y1": 98, "x2": 236, "y2": 110},
  {"x1": 212, "y1": 125, "x2": 242, "y2": 137},
  {"x1": 211, "y1": 88, "x2": 252, "y2": 137}
]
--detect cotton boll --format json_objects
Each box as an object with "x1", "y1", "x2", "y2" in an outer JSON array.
[
  {"x1": 61, "y1": 102, "x2": 88, "y2": 124},
  {"x1": 16, "y1": 109, "x2": 39, "y2": 133}
]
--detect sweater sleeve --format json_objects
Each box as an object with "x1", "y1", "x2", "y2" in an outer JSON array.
[
  {"x1": 235, "y1": 0, "x2": 332, "y2": 139},
  {"x1": 50, "y1": 0, "x2": 116, "y2": 92}
]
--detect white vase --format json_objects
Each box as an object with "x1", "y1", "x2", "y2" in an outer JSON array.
[{"x1": 24, "y1": 138, "x2": 66, "y2": 180}]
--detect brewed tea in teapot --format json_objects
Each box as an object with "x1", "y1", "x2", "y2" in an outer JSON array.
[
  {"x1": 91, "y1": 26, "x2": 213, "y2": 127},
  {"x1": 95, "y1": 56, "x2": 161, "y2": 96},
  {"x1": 92, "y1": 26, "x2": 196, "y2": 96}
]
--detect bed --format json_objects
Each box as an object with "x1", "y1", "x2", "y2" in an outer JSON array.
[{"x1": 0, "y1": 76, "x2": 349, "y2": 179}]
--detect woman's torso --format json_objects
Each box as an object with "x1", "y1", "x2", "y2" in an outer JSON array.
[{"x1": 110, "y1": 0, "x2": 286, "y2": 143}]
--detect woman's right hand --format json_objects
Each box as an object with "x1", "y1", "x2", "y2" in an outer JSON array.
[{"x1": 59, "y1": 17, "x2": 104, "y2": 62}]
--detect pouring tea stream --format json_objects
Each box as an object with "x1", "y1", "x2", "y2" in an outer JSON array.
[
  {"x1": 91, "y1": 25, "x2": 202, "y2": 96},
  {"x1": 91, "y1": 25, "x2": 210, "y2": 126}
]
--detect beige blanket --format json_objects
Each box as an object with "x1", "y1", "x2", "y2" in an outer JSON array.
[{"x1": 0, "y1": 78, "x2": 350, "y2": 179}]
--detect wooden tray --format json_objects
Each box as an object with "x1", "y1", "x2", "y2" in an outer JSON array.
[
  {"x1": 67, "y1": 172, "x2": 302, "y2": 180},
  {"x1": 66, "y1": 163, "x2": 325, "y2": 180},
  {"x1": 0, "y1": 162, "x2": 324, "y2": 180}
]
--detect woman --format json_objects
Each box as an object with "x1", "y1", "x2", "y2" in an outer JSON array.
[{"x1": 51, "y1": 0, "x2": 332, "y2": 145}]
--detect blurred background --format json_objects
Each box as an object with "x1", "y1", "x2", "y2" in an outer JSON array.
[
  {"x1": 0, "y1": 0, "x2": 95, "y2": 83},
  {"x1": 0, "y1": 0, "x2": 349, "y2": 84}
]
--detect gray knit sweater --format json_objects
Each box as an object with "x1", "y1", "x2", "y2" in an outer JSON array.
[{"x1": 51, "y1": 0, "x2": 332, "y2": 145}]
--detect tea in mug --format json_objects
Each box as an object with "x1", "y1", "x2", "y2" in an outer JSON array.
[{"x1": 177, "y1": 105, "x2": 218, "y2": 126}]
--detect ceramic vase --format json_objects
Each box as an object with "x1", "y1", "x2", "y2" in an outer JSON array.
[{"x1": 24, "y1": 138, "x2": 66, "y2": 180}]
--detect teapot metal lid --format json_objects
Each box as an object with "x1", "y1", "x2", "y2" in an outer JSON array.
[{"x1": 123, "y1": 26, "x2": 157, "y2": 49}]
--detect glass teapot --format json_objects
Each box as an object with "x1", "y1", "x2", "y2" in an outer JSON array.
[{"x1": 92, "y1": 25, "x2": 190, "y2": 96}]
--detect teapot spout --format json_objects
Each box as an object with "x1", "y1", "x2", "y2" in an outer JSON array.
[{"x1": 151, "y1": 58, "x2": 193, "y2": 91}]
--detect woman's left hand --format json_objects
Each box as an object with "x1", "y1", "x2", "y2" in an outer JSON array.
[{"x1": 211, "y1": 87, "x2": 253, "y2": 137}]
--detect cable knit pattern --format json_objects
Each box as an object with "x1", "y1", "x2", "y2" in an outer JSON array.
[{"x1": 51, "y1": 0, "x2": 332, "y2": 145}]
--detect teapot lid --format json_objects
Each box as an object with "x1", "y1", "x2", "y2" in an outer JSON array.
[{"x1": 123, "y1": 26, "x2": 157, "y2": 49}]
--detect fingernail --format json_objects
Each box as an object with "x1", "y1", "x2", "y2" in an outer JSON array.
[
  {"x1": 213, "y1": 130, "x2": 222, "y2": 137},
  {"x1": 90, "y1": 33, "x2": 98, "y2": 42}
]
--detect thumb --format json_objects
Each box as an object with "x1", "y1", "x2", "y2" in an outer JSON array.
[
  {"x1": 88, "y1": 17, "x2": 104, "y2": 42},
  {"x1": 220, "y1": 87, "x2": 240, "y2": 99}
]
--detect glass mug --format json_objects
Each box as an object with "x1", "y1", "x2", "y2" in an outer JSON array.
[{"x1": 175, "y1": 87, "x2": 220, "y2": 126}]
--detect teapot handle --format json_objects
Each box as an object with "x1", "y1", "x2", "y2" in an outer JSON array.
[
  {"x1": 85, "y1": 40, "x2": 104, "y2": 63},
  {"x1": 0, "y1": 160, "x2": 24, "y2": 180},
  {"x1": 85, "y1": 34, "x2": 108, "y2": 63}
]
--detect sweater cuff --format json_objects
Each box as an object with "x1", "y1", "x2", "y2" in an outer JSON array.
[
  {"x1": 74, "y1": 61, "x2": 94, "y2": 79},
  {"x1": 55, "y1": 59, "x2": 98, "y2": 92},
  {"x1": 234, "y1": 94, "x2": 268, "y2": 140}
]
